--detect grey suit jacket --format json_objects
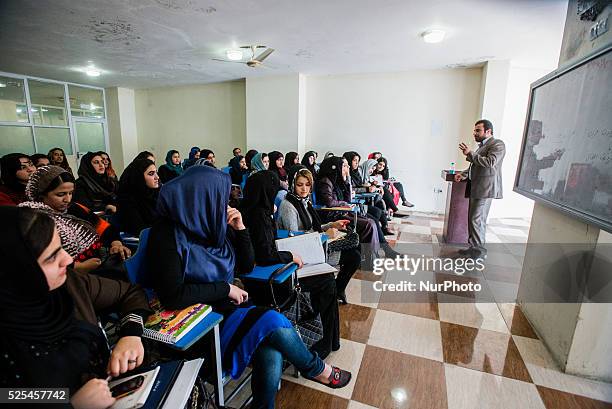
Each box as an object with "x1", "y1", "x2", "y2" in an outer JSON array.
[{"x1": 461, "y1": 137, "x2": 506, "y2": 199}]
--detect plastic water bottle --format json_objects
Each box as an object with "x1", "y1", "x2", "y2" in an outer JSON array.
[{"x1": 449, "y1": 162, "x2": 455, "y2": 175}]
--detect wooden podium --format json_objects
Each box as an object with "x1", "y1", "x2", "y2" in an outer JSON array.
[{"x1": 441, "y1": 170, "x2": 469, "y2": 244}]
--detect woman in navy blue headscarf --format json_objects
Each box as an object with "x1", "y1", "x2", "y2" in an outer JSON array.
[
  {"x1": 182, "y1": 146, "x2": 200, "y2": 170},
  {"x1": 147, "y1": 165, "x2": 351, "y2": 408}
]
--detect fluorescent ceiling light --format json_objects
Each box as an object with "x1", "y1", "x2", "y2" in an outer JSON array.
[
  {"x1": 16, "y1": 108, "x2": 22, "y2": 113},
  {"x1": 226, "y1": 49, "x2": 243, "y2": 61},
  {"x1": 0, "y1": 83, "x2": 6, "y2": 88},
  {"x1": 422, "y1": 29, "x2": 446, "y2": 43}
]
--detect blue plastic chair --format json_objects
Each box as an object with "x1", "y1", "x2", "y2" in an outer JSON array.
[
  {"x1": 124, "y1": 228, "x2": 152, "y2": 288},
  {"x1": 221, "y1": 166, "x2": 231, "y2": 174}
]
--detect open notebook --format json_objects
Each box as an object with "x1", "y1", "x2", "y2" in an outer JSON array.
[{"x1": 275, "y1": 232, "x2": 337, "y2": 278}]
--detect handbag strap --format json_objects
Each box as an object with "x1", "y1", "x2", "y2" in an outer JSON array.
[{"x1": 267, "y1": 262, "x2": 298, "y2": 311}]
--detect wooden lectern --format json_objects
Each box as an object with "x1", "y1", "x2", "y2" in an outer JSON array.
[{"x1": 441, "y1": 170, "x2": 469, "y2": 244}]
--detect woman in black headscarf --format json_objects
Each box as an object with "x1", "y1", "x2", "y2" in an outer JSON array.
[
  {"x1": 0, "y1": 153, "x2": 35, "y2": 206},
  {"x1": 373, "y1": 157, "x2": 414, "y2": 208},
  {"x1": 228, "y1": 155, "x2": 248, "y2": 185},
  {"x1": 244, "y1": 149, "x2": 258, "y2": 170},
  {"x1": 301, "y1": 151, "x2": 317, "y2": 176},
  {"x1": 48, "y1": 147, "x2": 73, "y2": 176},
  {"x1": 278, "y1": 165, "x2": 360, "y2": 304},
  {"x1": 267, "y1": 151, "x2": 289, "y2": 190},
  {"x1": 199, "y1": 149, "x2": 216, "y2": 167},
  {"x1": 316, "y1": 156, "x2": 399, "y2": 258},
  {"x1": 73, "y1": 152, "x2": 118, "y2": 213},
  {"x1": 241, "y1": 170, "x2": 341, "y2": 359},
  {"x1": 117, "y1": 158, "x2": 161, "y2": 236},
  {"x1": 284, "y1": 151, "x2": 300, "y2": 172},
  {"x1": 0, "y1": 206, "x2": 151, "y2": 408}
]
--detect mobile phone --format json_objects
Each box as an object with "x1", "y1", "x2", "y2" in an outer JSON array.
[{"x1": 110, "y1": 375, "x2": 144, "y2": 398}]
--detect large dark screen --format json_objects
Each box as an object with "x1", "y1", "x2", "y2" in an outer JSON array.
[{"x1": 515, "y1": 46, "x2": 612, "y2": 232}]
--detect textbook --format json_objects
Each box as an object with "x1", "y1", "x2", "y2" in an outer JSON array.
[
  {"x1": 143, "y1": 296, "x2": 211, "y2": 344},
  {"x1": 276, "y1": 232, "x2": 337, "y2": 278},
  {"x1": 142, "y1": 360, "x2": 182, "y2": 409},
  {"x1": 161, "y1": 358, "x2": 204, "y2": 409},
  {"x1": 109, "y1": 366, "x2": 160, "y2": 409}
]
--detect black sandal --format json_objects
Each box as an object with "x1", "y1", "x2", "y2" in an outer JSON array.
[{"x1": 309, "y1": 366, "x2": 352, "y2": 389}]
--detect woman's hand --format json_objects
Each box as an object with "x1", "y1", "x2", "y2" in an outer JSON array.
[
  {"x1": 227, "y1": 206, "x2": 246, "y2": 230},
  {"x1": 107, "y1": 336, "x2": 144, "y2": 377},
  {"x1": 325, "y1": 228, "x2": 339, "y2": 239},
  {"x1": 105, "y1": 204, "x2": 117, "y2": 214},
  {"x1": 228, "y1": 284, "x2": 248, "y2": 305},
  {"x1": 74, "y1": 258, "x2": 102, "y2": 274},
  {"x1": 292, "y1": 253, "x2": 304, "y2": 268},
  {"x1": 71, "y1": 378, "x2": 115, "y2": 409},
  {"x1": 110, "y1": 241, "x2": 131, "y2": 260},
  {"x1": 331, "y1": 220, "x2": 350, "y2": 230}
]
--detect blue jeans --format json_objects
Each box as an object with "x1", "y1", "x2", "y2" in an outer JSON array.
[{"x1": 250, "y1": 327, "x2": 325, "y2": 409}]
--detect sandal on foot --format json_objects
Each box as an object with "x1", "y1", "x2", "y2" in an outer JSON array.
[{"x1": 309, "y1": 366, "x2": 352, "y2": 389}]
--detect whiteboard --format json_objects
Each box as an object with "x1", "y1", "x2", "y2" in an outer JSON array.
[{"x1": 515, "y1": 44, "x2": 612, "y2": 233}]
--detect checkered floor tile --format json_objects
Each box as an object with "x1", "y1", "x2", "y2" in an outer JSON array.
[{"x1": 229, "y1": 212, "x2": 612, "y2": 408}]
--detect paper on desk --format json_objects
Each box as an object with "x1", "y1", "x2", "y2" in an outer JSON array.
[{"x1": 276, "y1": 232, "x2": 325, "y2": 265}]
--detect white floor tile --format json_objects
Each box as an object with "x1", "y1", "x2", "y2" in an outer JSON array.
[
  {"x1": 396, "y1": 224, "x2": 433, "y2": 235},
  {"x1": 490, "y1": 226, "x2": 528, "y2": 237},
  {"x1": 345, "y1": 278, "x2": 380, "y2": 308},
  {"x1": 444, "y1": 364, "x2": 545, "y2": 409},
  {"x1": 282, "y1": 339, "x2": 366, "y2": 400},
  {"x1": 513, "y1": 335, "x2": 612, "y2": 403},
  {"x1": 368, "y1": 309, "x2": 443, "y2": 362},
  {"x1": 438, "y1": 299, "x2": 509, "y2": 334}
]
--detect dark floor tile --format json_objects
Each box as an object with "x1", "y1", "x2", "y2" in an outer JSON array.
[
  {"x1": 440, "y1": 322, "x2": 532, "y2": 383},
  {"x1": 506, "y1": 305, "x2": 538, "y2": 339},
  {"x1": 275, "y1": 380, "x2": 349, "y2": 409},
  {"x1": 351, "y1": 345, "x2": 448, "y2": 409},
  {"x1": 378, "y1": 290, "x2": 439, "y2": 320},
  {"x1": 339, "y1": 303, "x2": 376, "y2": 344},
  {"x1": 536, "y1": 385, "x2": 612, "y2": 409}
]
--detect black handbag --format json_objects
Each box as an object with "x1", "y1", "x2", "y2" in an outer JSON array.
[{"x1": 268, "y1": 264, "x2": 324, "y2": 349}]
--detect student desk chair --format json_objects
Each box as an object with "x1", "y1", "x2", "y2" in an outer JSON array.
[{"x1": 124, "y1": 228, "x2": 227, "y2": 407}]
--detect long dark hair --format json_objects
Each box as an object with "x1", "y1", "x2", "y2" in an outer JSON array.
[
  {"x1": 19, "y1": 207, "x2": 56, "y2": 259},
  {"x1": 48, "y1": 147, "x2": 72, "y2": 172}
]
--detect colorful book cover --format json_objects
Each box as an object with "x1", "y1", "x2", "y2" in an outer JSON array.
[{"x1": 143, "y1": 296, "x2": 211, "y2": 344}]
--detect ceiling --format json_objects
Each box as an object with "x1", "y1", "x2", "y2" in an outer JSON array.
[{"x1": 0, "y1": 0, "x2": 568, "y2": 89}]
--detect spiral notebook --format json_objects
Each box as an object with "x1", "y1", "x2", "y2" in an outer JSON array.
[{"x1": 143, "y1": 296, "x2": 211, "y2": 344}]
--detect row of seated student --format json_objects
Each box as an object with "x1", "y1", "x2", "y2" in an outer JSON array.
[
  {"x1": 0, "y1": 146, "x2": 411, "y2": 406},
  {"x1": 0, "y1": 186, "x2": 352, "y2": 408}
]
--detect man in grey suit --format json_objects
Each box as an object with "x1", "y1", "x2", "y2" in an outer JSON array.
[{"x1": 454, "y1": 119, "x2": 506, "y2": 258}]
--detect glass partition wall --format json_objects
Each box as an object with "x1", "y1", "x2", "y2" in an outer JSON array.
[{"x1": 0, "y1": 72, "x2": 108, "y2": 169}]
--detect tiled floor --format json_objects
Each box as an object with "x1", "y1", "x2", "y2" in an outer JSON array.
[{"x1": 235, "y1": 211, "x2": 612, "y2": 408}]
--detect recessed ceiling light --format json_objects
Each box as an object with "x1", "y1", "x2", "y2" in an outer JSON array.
[
  {"x1": 85, "y1": 68, "x2": 101, "y2": 77},
  {"x1": 421, "y1": 29, "x2": 446, "y2": 44},
  {"x1": 226, "y1": 49, "x2": 243, "y2": 61}
]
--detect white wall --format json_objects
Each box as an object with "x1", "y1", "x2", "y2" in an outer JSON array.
[
  {"x1": 134, "y1": 80, "x2": 246, "y2": 167},
  {"x1": 105, "y1": 87, "x2": 139, "y2": 173},
  {"x1": 487, "y1": 65, "x2": 554, "y2": 219},
  {"x1": 305, "y1": 69, "x2": 482, "y2": 213},
  {"x1": 245, "y1": 75, "x2": 302, "y2": 153}
]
